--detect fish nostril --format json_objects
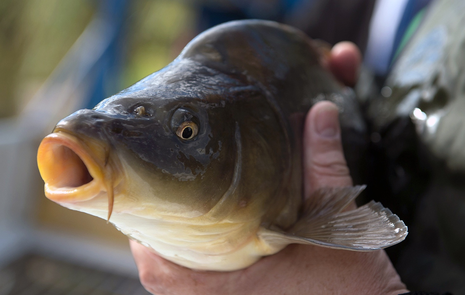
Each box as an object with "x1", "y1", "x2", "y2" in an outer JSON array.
[{"x1": 111, "y1": 121, "x2": 124, "y2": 134}]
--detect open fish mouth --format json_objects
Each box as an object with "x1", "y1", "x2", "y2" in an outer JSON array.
[{"x1": 37, "y1": 131, "x2": 117, "y2": 219}]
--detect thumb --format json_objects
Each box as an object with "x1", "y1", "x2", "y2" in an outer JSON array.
[{"x1": 303, "y1": 101, "x2": 352, "y2": 198}]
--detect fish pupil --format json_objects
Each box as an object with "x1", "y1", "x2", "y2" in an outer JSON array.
[
  {"x1": 135, "y1": 106, "x2": 146, "y2": 116},
  {"x1": 182, "y1": 127, "x2": 193, "y2": 139}
]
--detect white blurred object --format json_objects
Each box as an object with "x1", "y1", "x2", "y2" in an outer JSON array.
[{"x1": 365, "y1": 0, "x2": 409, "y2": 75}]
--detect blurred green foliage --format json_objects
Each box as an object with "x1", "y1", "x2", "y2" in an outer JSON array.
[
  {"x1": 0, "y1": 0, "x2": 94, "y2": 118},
  {"x1": 0, "y1": 0, "x2": 195, "y2": 119},
  {"x1": 124, "y1": 0, "x2": 195, "y2": 88}
]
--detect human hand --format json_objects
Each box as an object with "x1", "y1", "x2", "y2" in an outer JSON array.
[
  {"x1": 324, "y1": 41, "x2": 361, "y2": 87},
  {"x1": 130, "y1": 43, "x2": 407, "y2": 295}
]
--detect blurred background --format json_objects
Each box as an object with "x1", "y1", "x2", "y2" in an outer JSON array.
[
  {"x1": 0, "y1": 0, "x2": 195, "y2": 294},
  {"x1": 2, "y1": 0, "x2": 464, "y2": 294}
]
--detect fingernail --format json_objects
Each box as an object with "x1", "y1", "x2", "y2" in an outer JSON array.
[{"x1": 315, "y1": 103, "x2": 339, "y2": 137}]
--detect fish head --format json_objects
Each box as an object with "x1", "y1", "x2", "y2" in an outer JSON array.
[{"x1": 37, "y1": 75, "x2": 250, "y2": 221}]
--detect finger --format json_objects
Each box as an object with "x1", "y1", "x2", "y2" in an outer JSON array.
[
  {"x1": 328, "y1": 42, "x2": 361, "y2": 87},
  {"x1": 130, "y1": 240, "x2": 162, "y2": 293},
  {"x1": 303, "y1": 101, "x2": 352, "y2": 198},
  {"x1": 130, "y1": 240, "x2": 230, "y2": 295},
  {"x1": 130, "y1": 240, "x2": 185, "y2": 294}
]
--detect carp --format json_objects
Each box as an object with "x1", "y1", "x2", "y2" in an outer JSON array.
[{"x1": 37, "y1": 20, "x2": 407, "y2": 271}]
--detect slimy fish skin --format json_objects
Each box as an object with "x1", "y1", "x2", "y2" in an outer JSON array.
[{"x1": 37, "y1": 20, "x2": 407, "y2": 271}]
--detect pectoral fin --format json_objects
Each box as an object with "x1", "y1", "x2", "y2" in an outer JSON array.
[{"x1": 258, "y1": 186, "x2": 408, "y2": 251}]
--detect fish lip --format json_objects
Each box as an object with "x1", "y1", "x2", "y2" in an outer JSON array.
[{"x1": 37, "y1": 131, "x2": 109, "y2": 203}]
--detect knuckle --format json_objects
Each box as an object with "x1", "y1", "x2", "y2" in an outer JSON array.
[
  {"x1": 306, "y1": 150, "x2": 353, "y2": 189},
  {"x1": 312, "y1": 160, "x2": 350, "y2": 178},
  {"x1": 139, "y1": 270, "x2": 154, "y2": 286},
  {"x1": 310, "y1": 150, "x2": 349, "y2": 177},
  {"x1": 139, "y1": 268, "x2": 164, "y2": 294}
]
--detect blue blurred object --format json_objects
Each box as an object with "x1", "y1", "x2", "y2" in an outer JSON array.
[
  {"x1": 85, "y1": 0, "x2": 129, "y2": 109},
  {"x1": 390, "y1": 0, "x2": 432, "y2": 65},
  {"x1": 196, "y1": 0, "x2": 309, "y2": 32}
]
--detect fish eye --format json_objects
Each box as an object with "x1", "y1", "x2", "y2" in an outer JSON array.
[
  {"x1": 171, "y1": 107, "x2": 201, "y2": 140},
  {"x1": 176, "y1": 121, "x2": 198, "y2": 140},
  {"x1": 134, "y1": 106, "x2": 146, "y2": 117}
]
